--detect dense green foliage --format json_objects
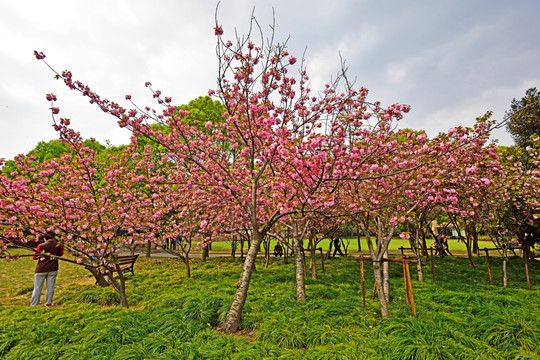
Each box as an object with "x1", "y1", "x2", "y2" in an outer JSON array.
[
  {"x1": 0, "y1": 138, "x2": 125, "y2": 176},
  {"x1": 177, "y1": 96, "x2": 226, "y2": 131},
  {"x1": 1, "y1": 254, "x2": 538, "y2": 359},
  {"x1": 505, "y1": 87, "x2": 540, "y2": 155}
]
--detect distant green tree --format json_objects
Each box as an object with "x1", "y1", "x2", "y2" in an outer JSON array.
[
  {"x1": 496, "y1": 145, "x2": 523, "y2": 166},
  {"x1": 1, "y1": 140, "x2": 69, "y2": 176},
  {"x1": 29, "y1": 139, "x2": 70, "y2": 162},
  {"x1": 134, "y1": 95, "x2": 227, "y2": 160},
  {"x1": 178, "y1": 96, "x2": 229, "y2": 153},
  {"x1": 178, "y1": 96, "x2": 225, "y2": 128},
  {"x1": 505, "y1": 87, "x2": 540, "y2": 152},
  {"x1": 1, "y1": 139, "x2": 111, "y2": 177}
]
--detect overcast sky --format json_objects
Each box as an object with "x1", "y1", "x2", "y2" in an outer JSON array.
[{"x1": 1, "y1": 0, "x2": 539, "y2": 161}]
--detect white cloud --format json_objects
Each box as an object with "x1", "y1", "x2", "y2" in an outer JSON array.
[
  {"x1": 412, "y1": 79, "x2": 540, "y2": 144},
  {"x1": 1, "y1": 0, "x2": 539, "y2": 159}
]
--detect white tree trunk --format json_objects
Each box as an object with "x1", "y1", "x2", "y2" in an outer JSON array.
[{"x1": 221, "y1": 231, "x2": 263, "y2": 334}]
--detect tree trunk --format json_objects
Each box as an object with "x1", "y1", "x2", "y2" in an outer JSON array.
[
  {"x1": 240, "y1": 238, "x2": 245, "y2": 259},
  {"x1": 293, "y1": 236, "x2": 306, "y2": 301},
  {"x1": 264, "y1": 239, "x2": 270, "y2": 268},
  {"x1": 310, "y1": 244, "x2": 317, "y2": 279},
  {"x1": 365, "y1": 218, "x2": 395, "y2": 318},
  {"x1": 357, "y1": 224, "x2": 362, "y2": 252},
  {"x1": 411, "y1": 229, "x2": 424, "y2": 282},
  {"x1": 420, "y1": 227, "x2": 428, "y2": 257},
  {"x1": 415, "y1": 253, "x2": 424, "y2": 282},
  {"x1": 221, "y1": 231, "x2": 264, "y2": 334},
  {"x1": 502, "y1": 247, "x2": 508, "y2": 287},
  {"x1": 115, "y1": 283, "x2": 129, "y2": 308},
  {"x1": 382, "y1": 248, "x2": 390, "y2": 303},
  {"x1": 184, "y1": 256, "x2": 191, "y2": 278},
  {"x1": 202, "y1": 245, "x2": 209, "y2": 262},
  {"x1": 85, "y1": 266, "x2": 110, "y2": 287},
  {"x1": 471, "y1": 226, "x2": 479, "y2": 255},
  {"x1": 373, "y1": 261, "x2": 389, "y2": 317},
  {"x1": 107, "y1": 264, "x2": 128, "y2": 308},
  {"x1": 465, "y1": 235, "x2": 478, "y2": 270},
  {"x1": 231, "y1": 236, "x2": 237, "y2": 259},
  {"x1": 326, "y1": 240, "x2": 333, "y2": 260},
  {"x1": 145, "y1": 240, "x2": 152, "y2": 258},
  {"x1": 342, "y1": 239, "x2": 349, "y2": 256}
]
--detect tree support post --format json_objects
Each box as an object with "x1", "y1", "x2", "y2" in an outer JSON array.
[
  {"x1": 430, "y1": 248, "x2": 436, "y2": 283},
  {"x1": 403, "y1": 256, "x2": 416, "y2": 316},
  {"x1": 484, "y1": 248, "x2": 493, "y2": 285},
  {"x1": 356, "y1": 256, "x2": 418, "y2": 315},
  {"x1": 301, "y1": 248, "x2": 307, "y2": 276},
  {"x1": 402, "y1": 257, "x2": 410, "y2": 305},
  {"x1": 524, "y1": 246, "x2": 531, "y2": 289},
  {"x1": 318, "y1": 248, "x2": 326, "y2": 276},
  {"x1": 359, "y1": 255, "x2": 366, "y2": 308}
]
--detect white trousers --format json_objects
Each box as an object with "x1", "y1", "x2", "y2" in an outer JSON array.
[{"x1": 30, "y1": 271, "x2": 58, "y2": 306}]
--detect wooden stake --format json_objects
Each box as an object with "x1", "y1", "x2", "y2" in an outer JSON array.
[
  {"x1": 524, "y1": 246, "x2": 531, "y2": 290},
  {"x1": 430, "y1": 248, "x2": 436, "y2": 283},
  {"x1": 302, "y1": 249, "x2": 307, "y2": 276},
  {"x1": 404, "y1": 259, "x2": 416, "y2": 316},
  {"x1": 359, "y1": 255, "x2": 365, "y2": 308},
  {"x1": 354, "y1": 255, "x2": 420, "y2": 313},
  {"x1": 319, "y1": 248, "x2": 326, "y2": 276},
  {"x1": 484, "y1": 248, "x2": 493, "y2": 285},
  {"x1": 402, "y1": 256, "x2": 410, "y2": 305}
]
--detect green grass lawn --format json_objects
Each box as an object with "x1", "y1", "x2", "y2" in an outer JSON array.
[{"x1": 1, "y1": 250, "x2": 538, "y2": 359}]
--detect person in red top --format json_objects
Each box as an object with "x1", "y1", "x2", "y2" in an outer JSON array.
[{"x1": 30, "y1": 232, "x2": 64, "y2": 307}]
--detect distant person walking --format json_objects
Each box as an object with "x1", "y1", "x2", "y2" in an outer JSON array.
[
  {"x1": 31, "y1": 232, "x2": 64, "y2": 307},
  {"x1": 442, "y1": 236, "x2": 453, "y2": 256},
  {"x1": 333, "y1": 237, "x2": 345, "y2": 257}
]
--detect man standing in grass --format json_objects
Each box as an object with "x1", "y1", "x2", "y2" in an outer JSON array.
[{"x1": 30, "y1": 232, "x2": 64, "y2": 307}]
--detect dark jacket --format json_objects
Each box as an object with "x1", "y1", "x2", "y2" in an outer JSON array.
[{"x1": 33, "y1": 240, "x2": 64, "y2": 273}]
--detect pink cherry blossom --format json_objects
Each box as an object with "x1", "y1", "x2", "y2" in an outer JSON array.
[
  {"x1": 33, "y1": 50, "x2": 46, "y2": 60},
  {"x1": 214, "y1": 26, "x2": 224, "y2": 35}
]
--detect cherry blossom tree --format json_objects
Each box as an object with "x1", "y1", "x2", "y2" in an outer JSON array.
[
  {"x1": 0, "y1": 117, "x2": 163, "y2": 307},
  {"x1": 480, "y1": 140, "x2": 540, "y2": 286},
  {"x1": 432, "y1": 115, "x2": 505, "y2": 268},
  {"x1": 35, "y1": 24, "x2": 412, "y2": 332}
]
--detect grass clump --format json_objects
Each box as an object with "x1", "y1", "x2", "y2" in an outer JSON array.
[{"x1": 0, "y1": 253, "x2": 538, "y2": 359}]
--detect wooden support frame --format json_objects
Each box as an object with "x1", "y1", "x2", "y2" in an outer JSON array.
[
  {"x1": 481, "y1": 245, "x2": 531, "y2": 289},
  {"x1": 355, "y1": 255, "x2": 418, "y2": 316},
  {"x1": 300, "y1": 247, "x2": 326, "y2": 277}
]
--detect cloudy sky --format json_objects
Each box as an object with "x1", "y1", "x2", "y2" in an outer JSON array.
[{"x1": 1, "y1": 0, "x2": 539, "y2": 161}]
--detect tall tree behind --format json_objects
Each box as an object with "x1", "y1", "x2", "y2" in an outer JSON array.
[
  {"x1": 1, "y1": 139, "x2": 114, "y2": 176},
  {"x1": 505, "y1": 87, "x2": 540, "y2": 158},
  {"x1": 504, "y1": 88, "x2": 540, "y2": 242}
]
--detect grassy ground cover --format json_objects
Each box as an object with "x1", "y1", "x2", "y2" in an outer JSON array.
[{"x1": 0, "y1": 251, "x2": 538, "y2": 359}]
